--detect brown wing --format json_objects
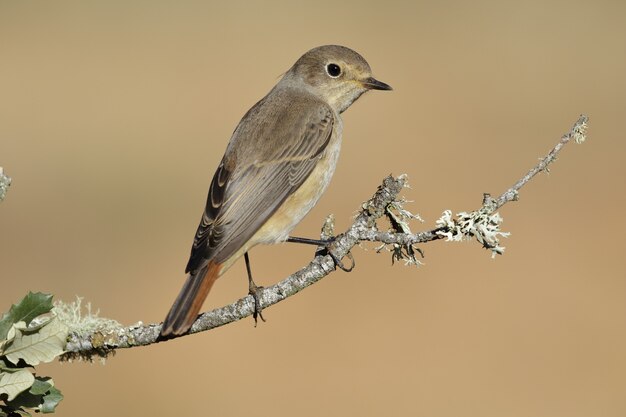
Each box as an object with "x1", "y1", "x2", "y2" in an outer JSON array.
[{"x1": 186, "y1": 90, "x2": 335, "y2": 273}]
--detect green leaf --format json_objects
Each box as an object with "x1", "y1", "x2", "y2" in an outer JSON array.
[
  {"x1": 40, "y1": 386, "x2": 63, "y2": 413},
  {"x1": 0, "y1": 293, "x2": 53, "y2": 340},
  {"x1": 4, "y1": 377, "x2": 58, "y2": 414},
  {"x1": 0, "y1": 318, "x2": 14, "y2": 346},
  {"x1": 3, "y1": 317, "x2": 68, "y2": 366},
  {"x1": 29, "y1": 378, "x2": 52, "y2": 396},
  {"x1": 4, "y1": 389, "x2": 42, "y2": 410},
  {"x1": 0, "y1": 370, "x2": 34, "y2": 401}
]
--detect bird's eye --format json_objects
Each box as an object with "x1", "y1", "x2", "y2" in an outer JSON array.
[{"x1": 325, "y1": 63, "x2": 341, "y2": 78}]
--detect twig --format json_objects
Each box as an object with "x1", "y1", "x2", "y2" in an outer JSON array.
[
  {"x1": 494, "y1": 114, "x2": 588, "y2": 209},
  {"x1": 359, "y1": 115, "x2": 589, "y2": 251},
  {"x1": 0, "y1": 167, "x2": 11, "y2": 202},
  {"x1": 60, "y1": 115, "x2": 588, "y2": 360}
]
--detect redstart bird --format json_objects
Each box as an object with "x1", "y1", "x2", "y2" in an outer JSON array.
[{"x1": 160, "y1": 45, "x2": 391, "y2": 337}]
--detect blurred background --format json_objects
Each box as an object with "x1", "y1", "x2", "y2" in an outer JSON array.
[{"x1": 1, "y1": 1, "x2": 625, "y2": 416}]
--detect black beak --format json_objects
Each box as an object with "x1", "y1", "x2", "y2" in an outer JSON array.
[{"x1": 362, "y1": 77, "x2": 393, "y2": 91}]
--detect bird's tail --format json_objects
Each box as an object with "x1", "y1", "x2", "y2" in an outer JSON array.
[{"x1": 160, "y1": 261, "x2": 221, "y2": 338}]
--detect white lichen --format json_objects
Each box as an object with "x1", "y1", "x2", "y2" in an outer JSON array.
[
  {"x1": 572, "y1": 117, "x2": 588, "y2": 144},
  {"x1": 53, "y1": 297, "x2": 121, "y2": 338},
  {"x1": 320, "y1": 214, "x2": 336, "y2": 240},
  {"x1": 378, "y1": 197, "x2": 424, "y2": 266},
  {"x1": 436, "y1": 208, "x2": 510, "y2": 258},
  {"x1": 387, "y1": 200, "x2": 424, "y2": 226}
]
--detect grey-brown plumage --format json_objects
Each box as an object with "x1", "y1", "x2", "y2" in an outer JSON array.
[{"x1": 161, "y1": 45, "x2": 391, "y2": 337}]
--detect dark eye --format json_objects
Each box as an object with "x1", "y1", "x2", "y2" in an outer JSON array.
[{"x1": 325, "y1": 63, "x2": 341, "y2": 78}]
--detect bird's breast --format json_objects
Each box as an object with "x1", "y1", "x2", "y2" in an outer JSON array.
[{"x1": 252, "y1": 128, "x2": 343, "y2": 245}]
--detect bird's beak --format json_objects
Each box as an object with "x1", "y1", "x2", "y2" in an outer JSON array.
[{"x1": 361, "y1": 77, "x2": 393, "y2": 91}]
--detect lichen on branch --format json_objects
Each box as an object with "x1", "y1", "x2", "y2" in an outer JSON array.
[{"x1": 47, "y1": 115, "x2": 591, "y2": 360}]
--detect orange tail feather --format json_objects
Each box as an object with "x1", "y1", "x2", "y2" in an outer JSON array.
[{"x1": 160, "y1": 261, "x2": 221, "y2": 338}]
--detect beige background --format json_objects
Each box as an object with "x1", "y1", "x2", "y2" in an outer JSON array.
[{"x1": 1, "y1": 1, "x2": 625, "y2": 416}]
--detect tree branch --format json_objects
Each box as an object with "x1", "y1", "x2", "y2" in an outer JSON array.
[
  {"x1": 60, "y1": 115, "x2": 588, "y2": 361},
  {"x1": 0, "y1": 167, "x2": 11, "y2": 203},
  {"x1": 358, "y1": 115, "x2": 588, "y2": 255}
]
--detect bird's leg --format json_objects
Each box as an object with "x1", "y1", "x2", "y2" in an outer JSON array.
[
  {"x1": 244, "y1": 252, "x2": 265, "y2": 326},
  {"x1": 286, "y1": 236, "x2": 355, "y2": 272}
]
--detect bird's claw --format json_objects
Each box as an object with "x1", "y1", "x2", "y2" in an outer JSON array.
[
  {"x1": 327, "y1": 249, "x2": 355, "y2": 272},
  {"x1": 248, "y1": 282, "x2": 266, "y2": 327},
  {"x1": 317, "y1": 240, "x2": 355, "y2": 272}
]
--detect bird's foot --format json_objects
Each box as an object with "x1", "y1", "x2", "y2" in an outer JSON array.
[
  {"x1": 327, "y1": 249, "x2": 355, "y2": 272},
  {"x1": 248, "y1": 281, "x2": 266, "y2": 327}
]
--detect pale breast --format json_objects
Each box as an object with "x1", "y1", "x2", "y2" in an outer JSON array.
[{"x1": 253, "y1": 125, "x2": 342, "y2": 244}]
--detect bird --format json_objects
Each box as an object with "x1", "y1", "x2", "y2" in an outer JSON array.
[{"x1": 160, "y1": 45, "x2": 391, "y2": 338}]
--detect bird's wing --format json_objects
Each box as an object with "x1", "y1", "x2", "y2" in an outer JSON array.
[{"x1": 186, "y1": 94, "x2": 335, "y2": 273}]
